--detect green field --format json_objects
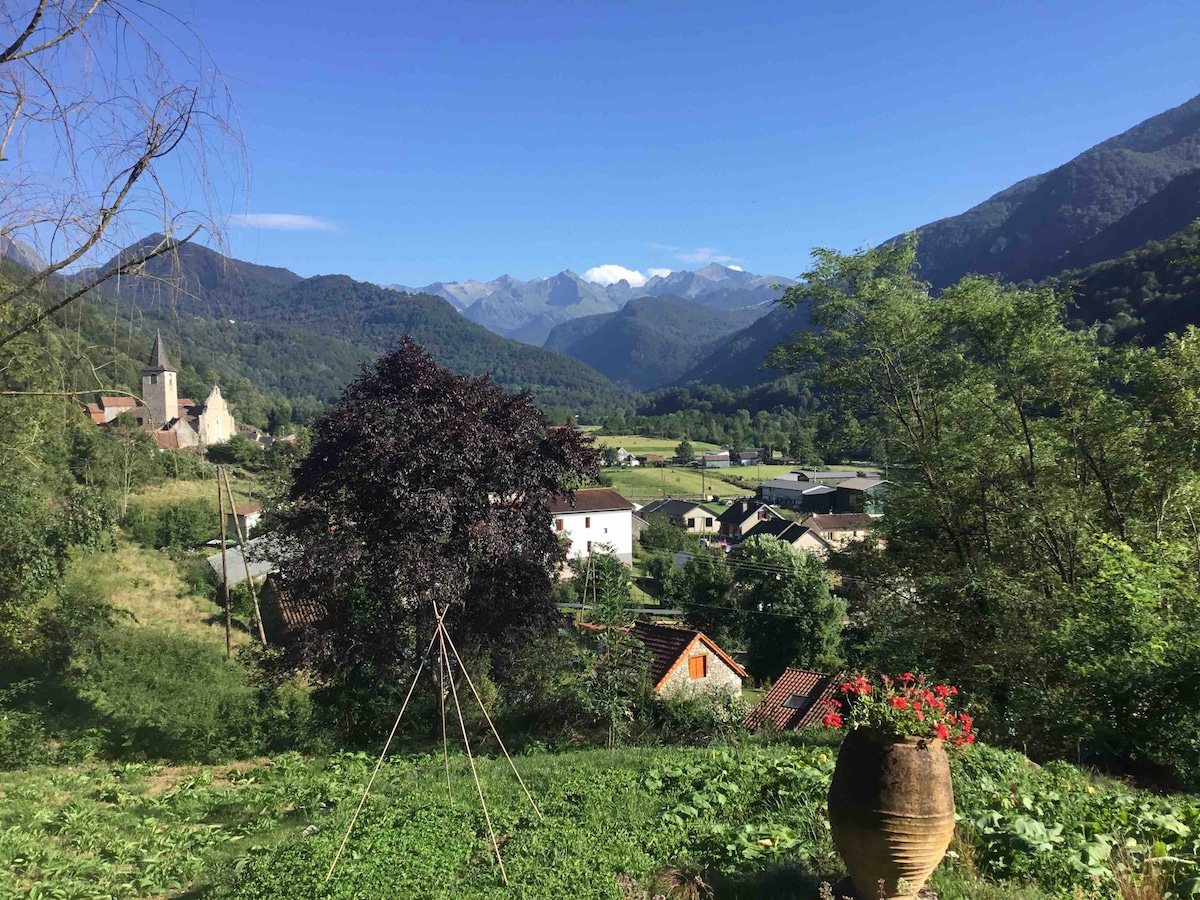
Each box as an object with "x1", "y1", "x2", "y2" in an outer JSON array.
[
  {"x1": 587, "y1": 433, "x2": 722, "y2": 457},
  {"x1": 606, "y1": 465, "x2": 753, "y2": 502}
]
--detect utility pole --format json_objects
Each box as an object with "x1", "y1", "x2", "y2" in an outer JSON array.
[
  {"x1": 222, "y1": 467, "x2": 267, "y2": 645},
  {"x1": 218, "y1": 465, "x2": 232, "y2": 659}
]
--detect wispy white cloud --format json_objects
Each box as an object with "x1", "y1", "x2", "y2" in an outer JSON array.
[
  {"x1": 647, "y1": 268, "x2": 672, "y2": 278},
  {"x1": 650, "y1": 242, "x2": 740, "y2": 265},
  {"x1": 583, "y1": 263, "x2": 648, "y2": 287},
  {"x1": 229, "y1": 213, "x2": 335, "y2": 231}
]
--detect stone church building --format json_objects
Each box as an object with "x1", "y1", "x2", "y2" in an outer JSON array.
[{"x1": 85, "y1": 331, "x2": 236, "y2": 450}]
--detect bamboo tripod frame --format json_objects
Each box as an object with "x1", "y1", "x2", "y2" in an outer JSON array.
[{"x1": 325, "y1": 602, "x2": 542, "y2": 885}]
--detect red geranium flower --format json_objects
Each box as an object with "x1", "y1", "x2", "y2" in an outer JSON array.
[
  {"x1": 890, "y1": 697, "x2": 909, "y2": 710},
  {"x1": 936, "y1": 723, "x2": 951, "y2": 741}
]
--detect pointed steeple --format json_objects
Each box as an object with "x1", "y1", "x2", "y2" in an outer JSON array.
[{"x1": 143, "y1": 330, "x2": 175, "y2": 374}]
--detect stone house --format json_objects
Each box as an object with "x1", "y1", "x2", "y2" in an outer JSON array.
[
  {"x1": 799, "y1": 513, "x2": 879, "y2": 551},
  {"x1": 744, "y1": 517, "x2": 833, "y2": 557},
  {"x1": 631, "y1": 621, "x2": 745, "y2": 698},
  {"x1": 224, "y1": 501, "x2": 263, "y2": 538}
]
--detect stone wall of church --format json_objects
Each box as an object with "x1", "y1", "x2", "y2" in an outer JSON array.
[{"x1": 198, "y1": 387, "x2": 236, "y2": 446}]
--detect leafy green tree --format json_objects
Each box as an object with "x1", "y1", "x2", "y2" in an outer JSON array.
[
  {"x1": 206, "y1": 434, "x2": 263, "y2": 468},
  {"x1": 731, "y1": 535, "x2": 843, "y2": 680},
  {"x1": 569, "y1": 545, "x2": 631, "y2": 625},
  {"x1": 155, "y1": 500, "x2": 217, "y2": 549},
  {"x1": 674, "y1": 437, "x2": 694, "y2": 463},
  {"x1": 1037, "y1": 536, "x2": 1200, "y2": 786},
  {"x1": 679, "y1": 548, "x2": 736, "y2": 647},
  {"x1": 105, "y1": 414, "x2": 161, "y2": 517},
  {"x1": 638, "y1": 514, "x2": 699, "y2": 553},
  {"x1": 770, "y1": 237, "x2": 1200, "y2": 785}
]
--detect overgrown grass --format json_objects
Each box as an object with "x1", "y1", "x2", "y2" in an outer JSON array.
[
  {"x1": 131, "y1": 472, "x2": 258, "y2": 515},
  {"x1": 68, "y1": 544, "x2": 240, "y2": 648},
  {"x1": 4, "y1": 740, "x2": 1193, "y2": 899}
]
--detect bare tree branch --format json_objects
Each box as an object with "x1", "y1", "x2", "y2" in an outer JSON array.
[
  {"x1": 0, "y1": 223, "x2": 199, "y2": 347},
  {"x1": 1, "y1": 0, "x2": 103, "y2": 63}
]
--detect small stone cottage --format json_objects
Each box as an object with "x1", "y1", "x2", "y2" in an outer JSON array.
[{"x1": 631, "y1": 621, "x2": 745, "y2": 698}]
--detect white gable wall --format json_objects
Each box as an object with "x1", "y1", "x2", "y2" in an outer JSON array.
[{"x1": 554, "y1": 508, "x2": 633, "y2": 564}]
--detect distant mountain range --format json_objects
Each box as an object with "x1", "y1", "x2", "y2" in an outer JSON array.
[
  {"x1": 41, "y1": 91, "x2": 1200, "y2": 417},
  {"x1": 80, "y1": 237, "x2": 634, "y2": 414},
  {"x1": 389, "y1": 262, "x2": 791, "y2": 346}
]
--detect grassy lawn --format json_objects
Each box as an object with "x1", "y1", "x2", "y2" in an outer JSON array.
[
  {"x1": 607, "y1": 466, "x2": 753, "y2": 502},
  {"x1": 589, "y1": 433, "x2": 722, "y2": 456}
]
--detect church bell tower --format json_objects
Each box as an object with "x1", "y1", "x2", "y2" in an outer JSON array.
[{"x1": 141, "y1": 330, "x2": 178, "y2": 425}]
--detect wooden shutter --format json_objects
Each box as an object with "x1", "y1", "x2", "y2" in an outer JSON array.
[{"x1": 689, "y1": 655, "x2": 707, "y2": 679}]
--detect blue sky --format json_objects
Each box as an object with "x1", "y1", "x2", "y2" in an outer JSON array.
[{"x1": 185, "y1": 0, "x2": 1199, "y2": 285}]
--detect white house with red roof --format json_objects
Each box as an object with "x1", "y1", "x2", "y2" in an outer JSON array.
[{"x1": 549, "y1": 487, "x2": 635, "y2": 564}]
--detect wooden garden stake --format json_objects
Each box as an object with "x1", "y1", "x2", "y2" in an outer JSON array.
[{"x1": 221, "y1": 467, "x2": 267, "y2": 645}]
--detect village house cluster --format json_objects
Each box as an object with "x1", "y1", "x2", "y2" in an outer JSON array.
[{"x1": 83, "y1": 331, "x2": 237, "y2": 450}]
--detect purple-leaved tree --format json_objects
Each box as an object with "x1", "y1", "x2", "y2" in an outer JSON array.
[{"x1": 271, "y1": 338, "x2": 599, "y2": 718}]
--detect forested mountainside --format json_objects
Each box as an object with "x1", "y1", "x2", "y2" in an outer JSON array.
[
  {"x1": 673, "y1": 303, "x2": 814, "y2": 390},
  {"x1": 905, "y1": 92, "x2": 1200, "y2": 287},
  {"x1": 542, "y1": 294, "x2": 761, "y2": 391},
  {"x1": 85, "y1": 240, "x2": 634, "y2": 415},
  {"x1": 1052, "y1": 220, "x2": 1200, "y2": 345},
  {"x1": 2, "y1": 261, "x2": 305, "y2": 430}
]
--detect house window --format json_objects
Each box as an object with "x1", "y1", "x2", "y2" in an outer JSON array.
[
  {"x1": 149, "y1": 374, "x2": 158, "y2": 384},
  {"x1": 587, "y1": 540, "x2": 593, "y2": 552},
  {"x1": 688, "y1": 655, "x2": 708, "y2": 679},
  {"x1": 686, "y1": 518, "x2": 695, "y2": 529},
  {"x1": 585, "y1": 516, "x2": 591, "y2": 528},
  {"x1": 555, "y1": 519, "x2": 564, "y2": 531},
  {"x1": 705, "y1": 517, "x2": 713, "y2": 528}
]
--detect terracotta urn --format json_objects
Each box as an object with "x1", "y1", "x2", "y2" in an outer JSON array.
[{"x1": 827, "y1": 728, "x2": 956, "y2": 899}]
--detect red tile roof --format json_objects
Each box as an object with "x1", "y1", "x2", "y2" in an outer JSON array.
[
  {"x1": 630, "y1": 621, "x2": 746, "y2": 689},
  {"x1": 99, "y1": 396, "x2": 137, "y2": 407},
  {"x1": 549, "y1": 487, "x2": 634, "y2": 514},
  {"x1": 744, "y1": 667, "x2": 845, "y2": 731},
  {"x1": 154, "y1": 431, "x2": 180, "y2": 450},
  {"x1": 232, "y1": 502, "x2": 262, "y2": 516}
]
